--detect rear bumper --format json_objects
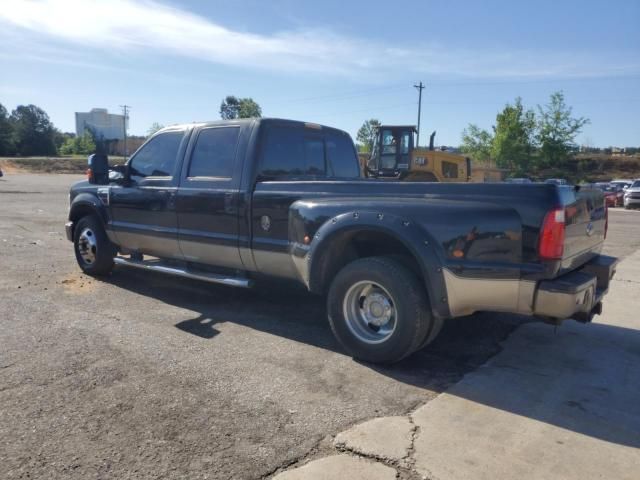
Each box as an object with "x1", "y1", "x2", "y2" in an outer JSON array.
[
  {"x1": 533, "y1": 255, "x2": 618, "y2": 322},
  {"x1": 624, "y1": 197, "x2": 640, "y2": 207}
]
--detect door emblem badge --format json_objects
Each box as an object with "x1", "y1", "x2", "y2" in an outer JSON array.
[{"x1": 260, "y1": 215, "x2": 272, "y2": 232}]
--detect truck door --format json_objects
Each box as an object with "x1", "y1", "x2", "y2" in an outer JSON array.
[
  {"x1": 176, "y1": 125, "x2": 245, "y2": 270},
  {"x1": 109, "y1": 128, "x2": 188, "y2": 259},
  {"x1": 251, "y1": 123, "x2": 360, "y2": 279},
  {"x1": 251, "y1": 123, "x2": 325, "y2": 279}
]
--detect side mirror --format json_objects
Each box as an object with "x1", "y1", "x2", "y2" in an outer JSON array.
[
  {"x1": 87, "y1": 153, "x2": 109, "y2": 184},
  {"x1": 109, "y1": 164, "x2": 129, "y2": 183}
]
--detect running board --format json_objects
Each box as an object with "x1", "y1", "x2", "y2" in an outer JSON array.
[{"x1": 113, "y1": 257, "x2": 252, "y2": 288}]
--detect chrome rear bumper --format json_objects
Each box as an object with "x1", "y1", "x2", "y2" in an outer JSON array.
[
  {"x1": 533, "y1": 255, "x2": 618, "y2": 322},
  {"x1": 442, "y1": 254, "x2": 618, "y2": 322}
]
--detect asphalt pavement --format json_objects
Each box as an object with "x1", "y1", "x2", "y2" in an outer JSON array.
[{"x1": 1, "y1": 174, "x2": 638, "y2": 480}]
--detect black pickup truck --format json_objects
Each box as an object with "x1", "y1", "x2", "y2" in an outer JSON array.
[{"x1": 66, "y1": 118, "x2": 618, "y2": 364}]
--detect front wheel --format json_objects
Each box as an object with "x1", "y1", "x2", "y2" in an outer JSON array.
[
  {"x1": 327, "y1": 256, "x2": 435, "y2": 364},
  {"x1": 73, "y1": 215, "x2": 116, "y2": 275}
]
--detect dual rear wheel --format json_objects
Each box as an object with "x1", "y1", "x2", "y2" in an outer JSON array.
[{"x1": 327, "y1": 256, "x2": 442, "y2": 364}]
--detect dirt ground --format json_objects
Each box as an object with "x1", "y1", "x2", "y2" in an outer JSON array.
[{"x1": 1, "y1": 173, "x2": 638, "y2": 480}]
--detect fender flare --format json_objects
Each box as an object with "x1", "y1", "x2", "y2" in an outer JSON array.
[
  {"x1": 299, "y1": 210, "x2": 450, "y2": 318},
  {"x1": 68, "y1": 192, "x2": 109, "y2": 238}
]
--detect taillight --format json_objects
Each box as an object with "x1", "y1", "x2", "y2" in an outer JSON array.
[{"x1": 539, "y1": 208, "x2": 566, "y2": 260}]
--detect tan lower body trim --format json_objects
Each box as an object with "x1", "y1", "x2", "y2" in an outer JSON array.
[{"x1": 442, "y1": 268, "x2": 536, "y2": 317}]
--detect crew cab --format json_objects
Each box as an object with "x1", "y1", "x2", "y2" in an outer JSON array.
[{"x1": 66, "y1": 118, "x2": 618, "y2": 364}]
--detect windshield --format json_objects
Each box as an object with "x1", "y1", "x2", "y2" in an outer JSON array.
[
  {"x1": 632, "y1": 181, "x2": 640, "y2": 188},
  {"x1": 593, "y1": 183, "x2": 611, "y2": 191}
]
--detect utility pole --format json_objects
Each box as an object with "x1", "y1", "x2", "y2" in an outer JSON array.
[
  {"x1": 119, "y1": 105, "x2": 131, "y2": 161},
  {"x1": 413, "y1": 82, "x2": 425, "y2": 147}
]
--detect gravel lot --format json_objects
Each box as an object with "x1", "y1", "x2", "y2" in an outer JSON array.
[{"x1": 1, "y1": 174, "x2": 638, "y2": 480}]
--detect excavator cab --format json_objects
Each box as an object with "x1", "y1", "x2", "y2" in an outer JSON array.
[
  {"x1": 366, "y1": 125, "x2": 416, "y2": 178},
  {"x1": 363, "y1": 124, "x2": 471, "y2": 182}
]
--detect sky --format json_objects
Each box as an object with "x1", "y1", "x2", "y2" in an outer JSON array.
[{"x1": 0, "y1": 0, "x2": 639, "y2": 147}]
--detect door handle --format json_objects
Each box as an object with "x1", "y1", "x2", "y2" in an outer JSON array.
[
  {"x1": 167, "y1": 190, "x2": 177, "y2": 208},
  {"x1": 224, "y1": 192, "x2": 235, "y2": 214}
]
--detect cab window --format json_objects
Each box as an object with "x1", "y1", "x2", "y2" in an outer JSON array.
[
  {"x1": 188, "y1": 127, "x2": 239, "y2": 178},
  {"x1": 129, "y1": 131, "x2": 183, "y2": 183},
  {"x1": 326, "y1": 131, "x2": 360, "y2": 178},
  {"x1": 380, "y1": 129, "x2": 396, "y2": 169},
  {"x1": 259, "y1": 126, "x2": 305, "y2": 177},
  {"x1": 442, "y1": 161, "x2": 459, "y2": 178},
  {"x1": 260, "y1": 125, "x2": 360, "y2": 179}
]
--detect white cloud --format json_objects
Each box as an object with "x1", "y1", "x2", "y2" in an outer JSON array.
[{"x1": 0, "y1": 0, "x2": 638, "y2": 79}]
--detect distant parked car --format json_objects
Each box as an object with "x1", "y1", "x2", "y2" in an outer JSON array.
[
  {"x1": 505, "y1": 177, "x2": 533, "y2": 184},
  {"x1": 594, "y1": 182, "x2": 622, "y2": 207},
  {"x1": 609, "y1": 185, "x2": 626, "y2": 207},
  {"x1": 610, "y1": 179, "x2": 633, "y2": 190},
  {"x1": 544, "y1": 178, "x2": 569, "y2": 186},
  {"x1": 623, "y1": 180, "x2": 640, "y2": 209}
]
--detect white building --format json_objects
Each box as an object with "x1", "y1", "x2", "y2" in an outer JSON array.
[{"x1": 75, "y1": 108, "x2": 126, "y2": 140}]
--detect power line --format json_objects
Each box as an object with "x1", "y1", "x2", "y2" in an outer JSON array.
[
  {"x1": 419, "y1": 98, "x2": 640, "y2": 105},
  {"x1": 309, "y1": 101, "x2": 416, "y2": 118},
  {"x1": 425, "y1": 74, "x2": 640, "y2": 87},
  {"x1": 283, "y1": 84, "x2": 408, "y2": 105}
]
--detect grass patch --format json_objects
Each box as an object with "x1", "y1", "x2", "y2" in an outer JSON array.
[{"x1": 0, "y1": 156, "x2": 88, "y2": 174}]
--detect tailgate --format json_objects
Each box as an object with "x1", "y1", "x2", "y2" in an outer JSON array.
[{"x1": 560, "y1": 186, "x2": 606, "y2": 270}]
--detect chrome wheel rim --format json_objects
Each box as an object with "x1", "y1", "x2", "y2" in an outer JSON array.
[
  {"x1": 343, "y1": 281, "x2": 397, "y2": 344},
  {"x1": 77, "y1": 227, "x2": 97, "y2": 265}
]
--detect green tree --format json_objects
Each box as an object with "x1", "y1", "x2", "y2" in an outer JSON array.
[
  {"x1": 219, "y1": 96, "x2": 262, "y2": 120},
  {"x1": 536, "y1": 91, "x2": 589, "y2": 168},
  {"x1": 491, "y1": 97, "x2": 536, "y2": 172},
  {"x1": 0, "y1": 103, "x2": 14, "y2": 155},
  {"x1": 52, "y1": 129, "x2": 71, "y2": 152},
  {"x1": 59, "y1": 136, "x2": 75, "y2": 155},
  {"x1": 59, "y1": 129, "x2": 95, "y2": 155},
  {"x1": 10, "y1": 104, "x2": 57, "y2": 156},
  {"x1": 147, "y1": 122, "x2": 164, "y2": 136},
  {"x1": 356, "y1": 119, "x2": 381, "y2": 152},
  {"x1": 460, "y1": 124, "x2": 493, "y2": 164}
]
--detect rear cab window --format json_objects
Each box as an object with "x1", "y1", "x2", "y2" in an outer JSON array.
[{"x1": 259, "y1": 123, "x2": 360, "y2": 180}]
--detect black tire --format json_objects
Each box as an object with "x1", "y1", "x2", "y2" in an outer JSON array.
[
  {"x1": 73, "y1": 215, "x2": 116, "y2": 275},
  {"x1": 417, "y1": 314, "x2": 444, "y2": 350},
  {"x1": 327, "y1": 256, "x2": 435, "y2": 364}
]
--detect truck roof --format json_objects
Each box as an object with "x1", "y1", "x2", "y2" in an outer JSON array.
[{"x1": 158, "y1": 117, "x2": 349, "y2": 134}]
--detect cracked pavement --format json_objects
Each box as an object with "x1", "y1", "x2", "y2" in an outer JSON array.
[
  {"x1": 1, "y1": 174, "x2": 639, "y2": 480},
  {"x1": 272, "y1": 251, "x2": 640, "y2": 480}
]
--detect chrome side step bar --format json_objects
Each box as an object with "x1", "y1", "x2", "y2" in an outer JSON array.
[{"x1": 113, "y1": 257, "x2": 252, "y2": 288}]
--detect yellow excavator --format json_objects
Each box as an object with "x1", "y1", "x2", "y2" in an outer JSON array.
[{"x1": 361, "y1": 125, "x2": 471, "y2": 182}]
